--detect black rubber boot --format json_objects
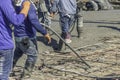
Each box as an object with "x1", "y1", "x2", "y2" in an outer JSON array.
[
  {"x1": 10, "y1": 58, "x2": 19, "y2": 77},
  {"x1": 57, "y1": 33, "x2": 66, "y2": 51},
  {"x1": 20, "y1": 62, "x2": 35, "y2": 79}
]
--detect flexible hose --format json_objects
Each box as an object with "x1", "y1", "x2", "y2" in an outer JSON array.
[
  {"x1": 40, "y1": 23, "x2": 91, "y2": 68},
  {"x1": 39, "y1": 23, "x2": 120, "y2": 79}
]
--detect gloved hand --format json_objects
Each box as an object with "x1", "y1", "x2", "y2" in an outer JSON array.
[
  {"x1": 44, "y1": 33, "x2": 51, "y2": 44},
  {"x1": 20, "y1": 1, "x2": 30, "y2": 17}
]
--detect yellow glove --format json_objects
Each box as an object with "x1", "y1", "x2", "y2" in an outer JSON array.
[
  {"x1": 44, "y1": 33, "x2": 51, "y2": 44},
  {"x1": 20, "y1": 1, "x2": 30, "y2": 17}
]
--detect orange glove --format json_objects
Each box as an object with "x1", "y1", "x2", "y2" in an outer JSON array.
[
  {"x1": 20, "y1": 1, "x2": 30, "y2": 17},
  {"x1": 44, "y1": 33, "x2": 51, "y2": 44}
]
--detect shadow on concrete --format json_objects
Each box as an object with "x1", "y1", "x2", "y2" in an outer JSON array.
[
  {"x1": 37, "y1": 36, "x2": 59, "y2": 50},
  {"x1": 96, "y1": 78, "x2": 120, "y2": 80},
  {"x1": 84, "y1": 20, "x2": 120, "y2": 24},
  {"x1": 98, "y1": 25, "x2": 120, "y2": 32}
]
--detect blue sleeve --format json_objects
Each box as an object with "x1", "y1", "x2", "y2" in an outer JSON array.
[
  {"x1": 28, "y1": 4, "x2": 47, "y2": 35},
  {"x1": 0, "y1": 0, "x2": 25, "y2": 26}
]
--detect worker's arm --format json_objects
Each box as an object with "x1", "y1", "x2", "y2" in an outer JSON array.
[
  {"x1": 0, "y1": 0, "x2": 30, "y2": 26},
  {"x1": 28, "y1": 4, "x2": 47, "y2": 35},
  {"x1": 28, "y1": 4, "x2": 51, "y2": 43}
]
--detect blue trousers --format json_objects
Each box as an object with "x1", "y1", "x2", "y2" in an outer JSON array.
[
  {"x1": 59, "y1": 13, "x2": 75, "y2": 34},
  {"x1": 13, "y1": 36, "x2": 38, "y2": 69},
  {"x1": 0, "y1": 49, "x2": 14, "y2": 80},
  {"x1": 59, "y1": 13, "x2": 75, "y2": 39}
]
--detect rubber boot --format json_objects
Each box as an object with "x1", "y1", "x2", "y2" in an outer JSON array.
[
  {"x1": 58, "y1": 38, "x2": 65, "y2": 51},
  {"x1": 21, "y1": 62, "x2": 35, "y2": 79},
  {"x1": 57, "y1": 33, "x2": 66, "y2": 52},
  {"x1": 10, "y1": 59, "x2": 19, "y2": 77},
  {"x1": 77, "y1": 11, "x2": 83, "y2": 38}
]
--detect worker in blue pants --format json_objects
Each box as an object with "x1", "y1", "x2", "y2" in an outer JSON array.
[
  {"x1": 12, "y1": 0, "x2": 51, "y2": 78},
  {"x1": 0, "y1": 0, "x2": 30, "y2": 79}
]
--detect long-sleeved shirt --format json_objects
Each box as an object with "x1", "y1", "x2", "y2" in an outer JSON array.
[
  {"x1": 14, "y1": 2, "x2": 47, "y2": 38},
  {"x1": 51, "y1": 0, "x2": 77, "y2": 14},
  {"x1": 0, "y1": 0, "x2": 26, "y2": 49}
]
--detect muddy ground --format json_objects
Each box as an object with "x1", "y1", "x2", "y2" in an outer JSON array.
[{"x1": 10, "y1": 10, "x2": 120, "y2": 80}]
